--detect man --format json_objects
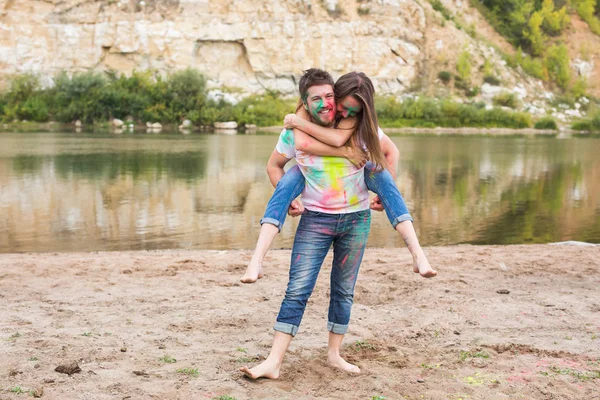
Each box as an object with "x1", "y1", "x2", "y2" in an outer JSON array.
[{"x1": 240, "y1": 68, "x2": 373, "y2": 378}]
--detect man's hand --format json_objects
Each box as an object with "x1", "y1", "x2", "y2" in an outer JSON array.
[
  {"x1": 370, "y1": 195, "x2": 385, "y2": 212},
  {"x1": 288, "y1": 199, "x2": 304, "y2": 217},
  {"x1": 345, "y1": 145, "x2": 368, "y2": 168},
  {"x1": 283, "y1": 114, "x2": 296, "y2": 129}
]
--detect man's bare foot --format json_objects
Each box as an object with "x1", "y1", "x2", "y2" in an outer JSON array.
[
  {"x1": 413, "y1": 257, "x2": 437, "y2": 278},
  {"x1": 327, "y1": 353, "x2": 360, "y2": 373},
  {"x1": 240, "y1": 262, "x2": 263, "y2": 284},
  {"x1": 239, "y1": 359, "x2": 280, "y2": 379}
]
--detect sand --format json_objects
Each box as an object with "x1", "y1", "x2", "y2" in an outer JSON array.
[{"x1": 1, "y1": 244, "x2": 599, "y2": 400}]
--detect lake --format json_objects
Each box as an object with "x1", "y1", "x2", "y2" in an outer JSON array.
[{"x1": 0, "y1": 131, "x2": 599, "y2": 253}]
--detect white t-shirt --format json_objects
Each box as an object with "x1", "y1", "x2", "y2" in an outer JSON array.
[{"x1": 275, "y1": 127, "x2": 385, "y2": 214}]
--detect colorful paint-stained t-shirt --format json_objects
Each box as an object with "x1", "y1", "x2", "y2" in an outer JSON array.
[{"x1": 275, "y1": 128, "x2": 385, "y2": 214}]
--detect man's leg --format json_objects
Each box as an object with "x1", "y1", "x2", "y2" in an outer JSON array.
[
  {"x1": 241, "y1": 211, "x2": 334, "y2": 379},
  {"x1": 327, "y1": 210, "x2": 370, "y2": 373},
  {"x1": 364, "y1": 163, "x2": 436, "y2": 278},
  {"x1": 240, "y1": 331, "x2": 292, "y2": 379},
  {"x1": 242, "y1": 165, "x2": 306, "y2": 283}
]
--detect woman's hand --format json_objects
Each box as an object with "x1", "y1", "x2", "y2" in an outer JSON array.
[
  {"x1": 344, "y1": 146, "x2": 368, "y2": 169},
  {"x1": 288, "y1": 199, "x2": 304, "y2": 217},
  {"x1": 283, "y1": 114, "x2": 296, "y2": 129}
]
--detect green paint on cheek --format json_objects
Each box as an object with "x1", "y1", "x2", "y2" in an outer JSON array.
[
  {"x1": 310, "y1": 99, "x2": 325, "y2": 119},
  {"x1": 343, "y1": 102, "x2": 360, "y2": 117}
]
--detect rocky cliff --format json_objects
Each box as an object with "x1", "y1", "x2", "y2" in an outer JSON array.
[{"x1": 0, "y1": 0, "x2": 598, "y2": 99}]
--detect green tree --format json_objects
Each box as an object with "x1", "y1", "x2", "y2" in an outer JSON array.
[
  {"x1": 456, "y1": 50, "x2": 472, "y2": 82},
  {"x1": 523, "y1": 10, "x2": 545, "y2": 56},
  {"x1": 545, "y1": 44, "x2": 571, "y2": 89}
]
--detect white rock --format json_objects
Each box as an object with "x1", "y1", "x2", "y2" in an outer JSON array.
[
  {"x1": 181, "y1": 119, "x2": 192, "y2": 127},
  {"x1": 214, "y1": 121, "x2": 238, "y2": 129},
  {"x1": 565, "y1": 109, "x2": 582, "y2": 118},
  {"x1": 512, "y1": 85, "x2": 527, "y2": 100},
  {"x1": 146, "y1": 122, "x2": 152, "y2": 128},
  {"x1": 572, "y1": 60, "x2": 593, "y2": 78},
  {"x1": 112, "y1": 119, "x2": 124, "y2": 127},
  {"x1": 74, "y1": 120, "x2": 82, "y2": 127},
  {"x1": 151, "y1": 122, "x2": 162, "y2": 129}
]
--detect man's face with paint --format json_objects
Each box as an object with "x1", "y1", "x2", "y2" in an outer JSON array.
[
  {"x1": 303, "y1": 84, "x2": 336, "y2": 127},
  {"x1": 337, "y1": 95, "x2": 362, "y2": 119}
]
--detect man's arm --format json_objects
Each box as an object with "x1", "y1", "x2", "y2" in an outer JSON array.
[
  {"x1": 286, "y1": 108, "x2": 358, "y2": 147},
  {"x1": 379, "y1": 133, "x2": 399, "y2": 179},
  {"x1": 266, "y1": 149, "x2": 291, "y2": 188}
]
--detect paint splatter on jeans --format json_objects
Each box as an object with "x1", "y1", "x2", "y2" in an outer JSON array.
[{"x1": 274, "y1": 209, "x2": 370, "y2": 336}]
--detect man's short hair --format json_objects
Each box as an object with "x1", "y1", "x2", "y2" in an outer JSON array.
[{"x1": 298, "y1": 68, "x2": 334, "y2": 103}]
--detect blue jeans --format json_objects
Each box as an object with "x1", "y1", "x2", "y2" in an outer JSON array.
[
  {"x1": 260, "y1": 162, "x2": 413, "y2": 231},
  {"x1": 274, "y1": 209, "x2": 371, "y2": 336}
]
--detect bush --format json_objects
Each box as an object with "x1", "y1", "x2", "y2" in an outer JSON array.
[
  {"x1": 492, "y1": 92, "x2": 520, "y2": 109},
  {"x1": 375, "y1": 95, "x2": 532, "y2": 129},
  {"x1": 483, "y1": 74, "x2": 501, "y2": 85},
  {"x1": 571, "y1": 120, "x2": 592, "y2": 131},
  {"x1": 168, "y1": 68, "x2": 207, "y2": 121},
  {"x1": 437, "y1": 70, "x2": 452, "y2": 83},
  {"x1": 540, "y1": 0, "x2": 570, "y2": 36},
  {"x1": 430, "y1": 0, "x2": 452, "y2": 20},
  {"x1": 545, "y1": 44, "x2": 571, "y2": 90},
  {"x1": 534, "y1": 117, "x2": 558, "y2": 130},
  {"x1": 573, "y1": 0, "x2": 600, "y2": 35},
  {"x1": 456, "y1": 50, "x2": 472, "y2": 82},
  {"x1": 571, "y1": 111, "x2": 600, "y2": 131},
  {"x1": 523, "y1": 10, "x2": 545, "y2": 56},
  {"x1": 570, "y1": 77, "x2": 588, "y2": 99}
]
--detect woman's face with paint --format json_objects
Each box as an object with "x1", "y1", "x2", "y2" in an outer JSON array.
[
  {"x1": 303, "y1": 84, "x2": 336, "y2": 126},
  {"x1": 337, "y1": 95, "x2": 362, "y2": 119}
]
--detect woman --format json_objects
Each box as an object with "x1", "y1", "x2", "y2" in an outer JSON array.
[{"x1": 241, "y1": 71, "x2": 436, "y2": 284}]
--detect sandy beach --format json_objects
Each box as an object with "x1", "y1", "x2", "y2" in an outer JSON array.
[{"x1": 1, "y1": 244, "x2": 599, "y2": 399}]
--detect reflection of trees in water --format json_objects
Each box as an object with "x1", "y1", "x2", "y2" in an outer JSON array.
[
  {"x1": 394, "y1": 137, "x2": 600, "y2": 246},
  {"x1": 1, "y1": 135, "x2": 599, "y2": 252},
  {"x1": 470, "y1": 165, "x2": 576, "y2": 244},
  {"x1": 11, "y1": 155, "x2": 46, "y2": 174},
  {"x1": 52, "y1": 151, "x2": 209, "y2": 182}
]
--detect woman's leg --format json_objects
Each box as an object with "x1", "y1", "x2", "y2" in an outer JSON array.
[
  {"x1": 327, "y1": 210, "x2": 370, "y2": 373},
  {"x1": 241, "y1": 165, "x2": 306, "y2": 283},
  {"x1": 364, "y1": 163, "x2": 437, "y2": 278}
]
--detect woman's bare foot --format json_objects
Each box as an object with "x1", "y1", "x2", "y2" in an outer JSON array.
[
  {"x1": 239, "y1": 358, "x2": 281, "y2": 379},
  {"x1": 327, "y1": 353, "x2": 360, "y2": 373},
  {"x1": 240, "y1": 262, "x2": 263, "y2": 284},
  {"x1": 413, "y1": 256, "x2": 437, "y2": 278}
]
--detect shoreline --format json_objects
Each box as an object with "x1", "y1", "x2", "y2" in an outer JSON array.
[
  {"x1": 1, "y1": 244, "x2": 599, "y2": 399},
  {"x1": 3, "y1": 122, "x2": 598, "y2": 136}
]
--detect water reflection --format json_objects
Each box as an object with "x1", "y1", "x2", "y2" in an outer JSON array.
[{"x1": 0, "y1": 132, "x2": 598, "y2": 253}]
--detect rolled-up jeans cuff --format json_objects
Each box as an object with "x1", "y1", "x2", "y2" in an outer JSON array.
[
  {"x1": 392, "y1": 213, "x2": 413, "y2": 228},
  {"x1": 260, "y1": 217, "x2": 282, "y2": 232},
  {"x1": 274, "y1": 322, "x2": 299, "y2": 337},
  {"x1": 327, "y1": 321, "x2": 349, "y2": 335}
]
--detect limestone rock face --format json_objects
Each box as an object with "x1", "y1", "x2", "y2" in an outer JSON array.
[{"x1": 0, "y1": 0, "x2": 427, "y2": 94}]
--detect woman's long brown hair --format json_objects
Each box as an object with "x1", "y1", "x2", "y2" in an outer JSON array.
[{"x1": 334, "y1": 72, "x2": 387, "y2": 171}]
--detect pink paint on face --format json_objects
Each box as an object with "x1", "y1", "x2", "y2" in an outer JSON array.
[
  {"x1": 304, "y1": 84, "x2": 336, "y2": 126},
  {"x1": 337, "y1": 95, "x2": 362, "y2": 119}
]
